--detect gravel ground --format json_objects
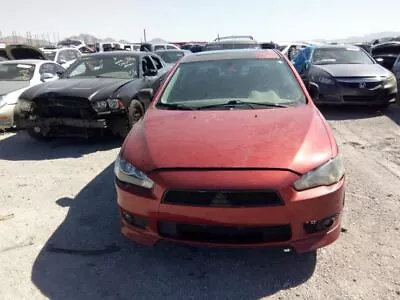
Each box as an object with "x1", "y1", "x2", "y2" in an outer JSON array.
[{"x1": 0, "y1": 105, "x2": 399, "y2": 300}]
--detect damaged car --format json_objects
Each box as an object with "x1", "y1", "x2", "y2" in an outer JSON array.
[
  {"x1": 293, "y1": 44, "x2": 397, "y2": 109},
  {"x1": 14, "y1": 51, "x2": 169, "y2": 140},
  {"x1": 0, "y1": 60, "x2": 64, "y2": 129},
  {"x1": 115, "y1": 49, "x2": 345, "y2": 253},
  {"x1": 371, "y1": 41, "x2": 400, "y2": 70},
  {"x1": 0, "y1": 44, "x2": 46, "y2": 61}
]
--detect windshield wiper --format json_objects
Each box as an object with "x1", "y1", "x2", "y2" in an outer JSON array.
[
  {"x1": 157, "y1": 102, "x2": 197, "y2": 110},
  {"x1": 196, "y1": 99, "x2": 289, "y2": 110}
]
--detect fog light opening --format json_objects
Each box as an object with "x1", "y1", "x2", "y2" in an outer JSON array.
[
  {"x1": 34, "y1": 126, "x2": 41, "y2": 133},
  {"x1": 304, "y1": 214, "x2": 339, "y2": 234},
  {"x1": 121, "y1": 210, "x2": 148, "y2": 229}
]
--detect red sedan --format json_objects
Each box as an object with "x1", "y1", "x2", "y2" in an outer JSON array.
[{"x1": 114, "y1": 49, "x2": 345, "y2": 253}]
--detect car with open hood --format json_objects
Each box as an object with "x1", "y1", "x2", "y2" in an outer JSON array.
[
  {"x1": 292, "y1": 44, "x2": 397, "y2": 108},
  {"x1": 0, "y1": 44, "x2": 46, "y2": 61},
  {"x1": 14, "y1": 51, "x2": 169, "y2": 139},
  {"x1": 0, "y1": 59, "x2": 64, "y2": 129},
  {"x1": 371, "y1": 41, "x2": 400, "y2": 71},
  {"x1": 114, "y1": 49, "x2": 345, "y2": 253}
]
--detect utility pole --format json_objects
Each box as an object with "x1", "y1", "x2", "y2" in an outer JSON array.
[
  {"x1": 217, "y1": 33, "x2": 220, "y2": 41},
  {"x1": 143, "y1": 29, "x2": 147, "y2": 43}
]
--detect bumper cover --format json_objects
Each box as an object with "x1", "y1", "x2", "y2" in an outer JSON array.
[
  {"x1": 0, "y1": 104, "x2": 16, "y2": 129},
  {"x1": 116, "y1": 170, "x2": 345, "y2": 253},
  {"x1": 314, "y1": 81, "x2": 397, "y2": 105}
]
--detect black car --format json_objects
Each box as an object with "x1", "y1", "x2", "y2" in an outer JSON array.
[
  {"x1": 371, "y1": 42, "x2": 400, "y2": 70},
  {"x1": 292, "y1": 44, "x2": 397, "y2": 109},
  {"x1": 14, "y1": 51, "x2": 169, "y2": 139}
]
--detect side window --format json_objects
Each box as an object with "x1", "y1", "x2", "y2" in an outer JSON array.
[
  {"x1": 154, "y1": 45, "x2": 165, "y2": 51},
  {"x1": 142, "y1": 56, "x2": 156, "y2": 73},
  {"x1": 57, "y1": 50, "x2": 68, "y2": 62},
  {"x1": 64, "y1": 50, "x2": 78, "y2": 61},
  {"x1": 150, "y1": 55, "x2": 163, "y2": 69},
  {"x1": 72, "y1": 50, "x2": 81, "y2": 59},
  {"x1": 39, "y1": 63, "x2": 58, "y2": 75},
  {"x1": 166, "y1": 45, "x2": 176, "y2": 50}
]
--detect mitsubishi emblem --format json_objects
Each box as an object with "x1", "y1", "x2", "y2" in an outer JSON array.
[{"x1": 359, "y1": 82, "x2": 366, "y2": 88}]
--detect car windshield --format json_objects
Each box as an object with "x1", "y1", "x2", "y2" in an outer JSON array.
[
  {"x1": 312, "y1": 47, "x2": 374, "y2": 65},
  {"x1": 158, "y1": 58, "x2": 306, "y2": 109},
  {"x1": 157, "y1": 51, "x2": 186, "y2": 63},
  {"x1": 0, "y1": 63, "x2": 35, "y2": 81},
  {"x1": 43, "y1": 51, "x2": 56, "y2": 61},
  {"x1": 63, "y1": 54, "x2": 138, "y2": 79}
]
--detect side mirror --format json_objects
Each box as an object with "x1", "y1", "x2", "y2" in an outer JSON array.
[
  {"x1": 56, "y1": 71, "x2": 64, "y2": 78},
  {"x1": 40, "y1": 73, "x2": 55, "y2": 82},
  {"x1": 306, "y1": 82, "x2": 320, "y2": 100},
  {"x1": 144, "y1": 69, "x2": 158, "y2": 77},
  {"x1": 136, "y1": 88, "x2": 154, "y2": 108},
  {"x1": 58, "y1": 59, "x2": 67, "y2": 65}
]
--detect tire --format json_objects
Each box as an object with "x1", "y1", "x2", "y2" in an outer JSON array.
[
  {"x1": 377, "y1": 102, "x2": 390, "y2": 112},
  {"x1": 27, "y1": 127, "x2": 50, "y2": 141},
  {"x1": 128, "y1": 99, "x2": 145, "y2": 128}
]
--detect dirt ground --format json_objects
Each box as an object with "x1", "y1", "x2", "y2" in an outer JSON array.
[{"x1": 0, "y1": 105, "x2": 399, "y2": 300}]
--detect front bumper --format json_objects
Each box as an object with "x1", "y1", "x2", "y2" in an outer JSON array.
[
  {"x1": 116, "y1": 170, "x2": 345, "y2": 253},
  {"x1": 314, "y1": 81, "x2": 397, "y2": 106},
  {"x1": 0, "y1": 104, "x2": 16, "y2": 129}
]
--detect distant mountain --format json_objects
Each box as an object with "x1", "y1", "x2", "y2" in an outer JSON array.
[
  {"x1": 326, "y1": 32, "x2": 400, "y2": 43},
  {"x1": 0, "y1": 33, "x2": 133, "y2": 47}
]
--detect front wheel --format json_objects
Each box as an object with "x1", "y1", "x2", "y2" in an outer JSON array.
[{"x1": 128, "y1": 99, "x2": 145, "y2": 128}]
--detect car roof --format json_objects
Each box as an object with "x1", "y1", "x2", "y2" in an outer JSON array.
[
  {"x1": 0, "y1": 59, "x2": 50, "y2": 65},
  {"x1": 180, "y1": 49, "x2": 280, "y2": 63},
  {"x1": 311, "y1": 44, "x2": 360, "y2": 50},
  {"x1": 79, "y1": 51, "x2": 147, "y2": 58}
]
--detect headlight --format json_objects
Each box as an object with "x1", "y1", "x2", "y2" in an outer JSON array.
[
  {"x1": 0, "y1": 96, "x2": 5, "y2": 109},
  {"x1": 293, "y1": 154, "x2": 345, "y2": 191},
  {"x1": 93, "y1": 100, "x2": 107, "y2": 112},
  {"x1": 17, "y1": 98, "x2": 34, "y2": 111},
  {"x1": 114, "y1": 155, "x2": 154, "y2": 189},
  {"x1": 107, "y1": 98, "x2": 124, "y2": 109},
  {"x1": 383, "y1": 74, "x2": 397, "y2": 88},
  {"x1": 316, "y1": 76, "x2": 335, "y2": 85}
]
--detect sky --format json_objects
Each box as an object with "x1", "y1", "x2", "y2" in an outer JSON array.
[{"x1": 2, "y1": 0, "x2": 400, "y2": 42}]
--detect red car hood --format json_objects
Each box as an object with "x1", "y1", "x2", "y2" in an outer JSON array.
[{"x1": 123, "y1": 105, "x2": 334, "y2": 174}]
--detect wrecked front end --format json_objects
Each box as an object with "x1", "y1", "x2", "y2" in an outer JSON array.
[{"x1": 14, "y1": 96, "x2": 129, "y2": 138}]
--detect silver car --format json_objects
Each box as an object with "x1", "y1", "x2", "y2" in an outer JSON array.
[{"x1": 0, "y1": 59, "x2": 65, "y2": 129}]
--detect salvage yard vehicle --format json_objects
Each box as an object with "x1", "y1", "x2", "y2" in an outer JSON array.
[
  {"x1": 40, "y1": 46, "x2": 82, "y2": 68},
  {"x1": 140, "y1": 43, "x2": 181, "y2": 52},
  {"x1": 14, "y1": 51, "x2": 169, "y2": 139},
  {"x1": 371, "y1": 41, "x2": 400, "y2": 70},
  {"x1": 203, "y1": 36, "x2": 260, "y2": 51},
  {"x1": 292, "y1": 44, "x2": 397, "y2": 109},
  {"x1": 114, "y1": 49, "x2": 345, "y2": 253},
  {"x1": 0, "y1": 44, "x2": 46, "y2": 61},
  {"x1": 0, "y1": 59, "x2": 64, "y2": 129}
]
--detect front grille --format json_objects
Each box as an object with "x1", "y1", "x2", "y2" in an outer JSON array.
[
  {"x1": 35, "y1": 97, "x2": 94, "y2": 118},
  {"x1": 158, "y1": 221, "x2": 292, "y2": 244},
  {"x1": 343, "y1": 95, "x2": 379, "y2": 102},
  {"x1": 338, "y1": 81, "x2": 382, "y2": 89},
  {"x1": 162, "y1": 190, "x2": 283, "y2": 207}
]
